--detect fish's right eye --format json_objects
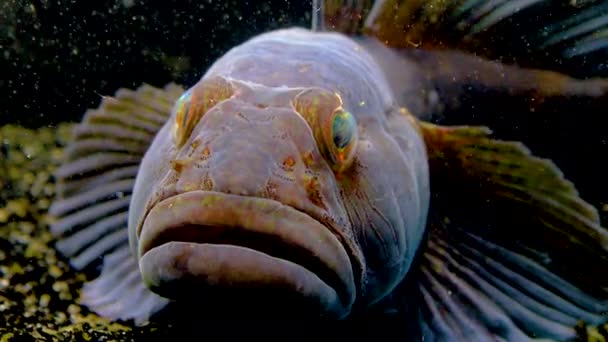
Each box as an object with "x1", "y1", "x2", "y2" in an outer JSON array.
[{"x1": 173, "y1": 76, "x2": 234, "y2": 147}]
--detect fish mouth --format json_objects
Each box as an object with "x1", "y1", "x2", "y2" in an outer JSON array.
[{"x1": 138, "y1": 190, "x2": 356, "y2": 318}]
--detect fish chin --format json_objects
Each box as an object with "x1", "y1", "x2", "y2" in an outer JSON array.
[{"x1": 137, "y1": 191, "x2": 356, "y2": 318}]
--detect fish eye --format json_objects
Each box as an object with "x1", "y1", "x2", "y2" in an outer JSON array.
[
  {"x1": 172, "y1": 76, "x2": 234, "y2": 147},
  {"x1": 326, "y1": 108, "x2": 358, "y2": 168},
  {"x1": 293, "y1": 88, "x2": 358, "y2": 172}
]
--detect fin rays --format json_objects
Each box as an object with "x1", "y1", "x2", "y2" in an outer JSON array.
[
  {"x1": 421, "y1": 252, "x2": 531, "y2": 341},
  {"x1": 419, "y1": 222, "x2": 605, "y2": 341},
  {"x1": 56, "y1": 165, "x2": 139, "y2": 197},
  {"x1": 317, "y1": 0, "x2": 608, "y2": 76},
  {"x1": 49, "y1": 179, "x2": 135, "y2": 218},
  {"x1": 70, "y1": 228, "x2": 128, "y2": 270},
  {"x1": 49, "y1": 82, "x2": 183, "y2": 324},
  {"x1": 80, "y1": 245, "x2": 170, "y2": 326},
  {"x1": 469, "y1": 0, "x2": 544, "y2": 34},
  {"x1": 417, "y1": 122, "x2": 608, "y2": 340},
  {"x1": 432, "y1": 236, "x2": 600, "y2": 329},
  {"x1": 55, "y1": 211, "x2": 129, "y2": 258},
  {"x1": 460, "y1": 231, "x2": 608, "y2": 314}
]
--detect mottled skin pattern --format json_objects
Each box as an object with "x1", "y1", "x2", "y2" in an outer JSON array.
[{"x1": 127, "y1": 27, "x2": 430, "y2": 317}]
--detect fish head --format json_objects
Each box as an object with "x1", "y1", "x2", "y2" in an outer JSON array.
[{"x1": 128, "y1": 32, "x2": 430, "y2": 319}]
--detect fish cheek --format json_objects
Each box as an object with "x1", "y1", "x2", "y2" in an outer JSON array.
[{"x1": 340, "y1": 131, "x2": 429, "y2": 304}]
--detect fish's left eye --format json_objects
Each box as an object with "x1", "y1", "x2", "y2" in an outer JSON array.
[
  {"x1": 325, "y1": 108, "x2": 357, "y2": 168},
  {"x1": 173, "y1": 76, "x2": 234, "y2": 147},
  {"x1": 293, "y1": 88, "x2": 358, "y2": 172}
]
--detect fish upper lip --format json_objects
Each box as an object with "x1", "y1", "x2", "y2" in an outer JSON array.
[{"x1": 138, "y1": 190, "x2": 357, "y2": 313}]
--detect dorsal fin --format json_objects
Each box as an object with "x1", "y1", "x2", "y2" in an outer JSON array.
[{"x1": 313, "y1": 0, "x2": 608, "y2": 78}]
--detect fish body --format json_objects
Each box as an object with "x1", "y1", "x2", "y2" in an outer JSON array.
[{"x1": 49, "y1": 0, "x2": 608, "y2": 340}]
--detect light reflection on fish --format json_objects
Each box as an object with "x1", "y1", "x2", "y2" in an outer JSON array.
[{"x1": 49, "y1": 0, "x2": 608, "y2": 340}]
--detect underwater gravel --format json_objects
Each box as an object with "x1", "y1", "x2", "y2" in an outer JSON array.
[
  {"x1": 1, "y1": 123, "x2": 608, "y2": 342},
  {"x1": 0, "y1": 123, "x2": 150, "y2": 340}
]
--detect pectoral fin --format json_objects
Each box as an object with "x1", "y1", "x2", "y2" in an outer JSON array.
[
  {"x1": 48, "y1": 83, "x2": 184, "y2": 324},
  {"x1": 411, "y1": 121, "x2": 608, "y2": 341}
]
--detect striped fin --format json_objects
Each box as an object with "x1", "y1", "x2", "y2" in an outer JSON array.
[
  {"x1": 409, "y1": 122, "x2": 608, "y2": 341},
  {"x1": 313, "y1": 0, "x2": 608, "y2": 77},
  {"x1": 49, "y1": 82, "x2": 184, "y2": 324}
]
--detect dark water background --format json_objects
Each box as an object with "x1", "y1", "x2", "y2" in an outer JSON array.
[{"x1": 1, "y1": 0, "x2": 310, "y2": 128}]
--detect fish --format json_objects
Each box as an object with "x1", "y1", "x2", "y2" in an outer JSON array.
[{"x1": 48, "y1": 0, "x2": 608, "y2": 340}]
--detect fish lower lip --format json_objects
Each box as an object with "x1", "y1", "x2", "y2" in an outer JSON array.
[{"x1": 138, "y1": 190, "x2": 355, "y2": 317}]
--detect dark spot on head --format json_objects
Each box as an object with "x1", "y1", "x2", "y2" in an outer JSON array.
[
  {"x1": 201, "y1": 174, "x2": 214, "y2": 191},
  {"x1": 335, "y1": 158, "x2": 362, "y2": 183},
  {"x1": 170, "y1": 159, "x2": 190, "y2": 173},
  {"x1": 201, "y1": 146, "x2": 211, "y2": 160},
  {"x1": 236, "y1": 111, "x2": 251, "y2": 122},
  {"x1": 261, "y1": 180, "x2": 278, "y2": 200},
  {"x1": 191, "y1": 139, "x2": 201, "y2": 150},
  {"x1": 281, "y1": 156, "x2": 296, "y2": 171},
  {"x1": 274, "y1": 132, "x2": 288, "y2": 140},
  {"x1": 302, "y1": 151, "x2": 315, "y2": 168},
  {"x1": 306, "y1": 176, "x2": 326, "y2": 209}
]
